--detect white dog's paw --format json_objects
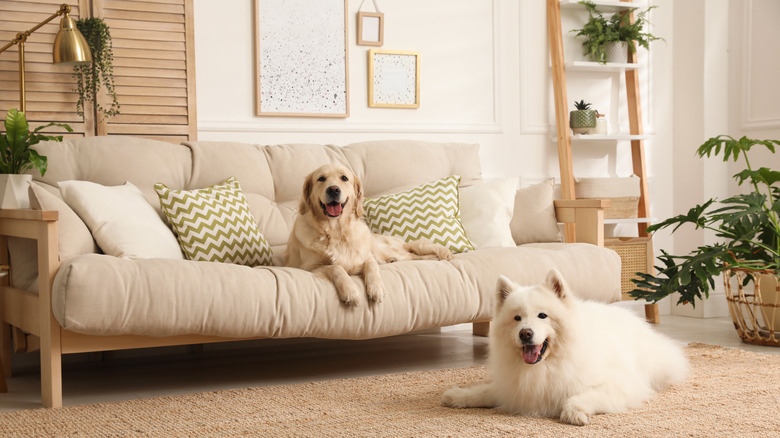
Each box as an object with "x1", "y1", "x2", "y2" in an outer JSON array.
[
  {"x1": 560, "y1": 405, "x2": 589, "y2": 426},
  {"x1": 441, "y1": 386, "x2": 469, "y2": 408},
  {"x1": 366, "y1": 281, "x2": 385, "y2": 303},
  {"x1": 435, "y1": 246, "x2": 453, "y2": 261}
]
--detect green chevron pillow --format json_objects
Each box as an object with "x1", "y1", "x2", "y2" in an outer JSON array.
[
  {"x1": 154, "y1": 177, "x2": 273, "y2": 267},
  {"x1": 364, "y1": 175, "x2": 474, "y2": 253}
]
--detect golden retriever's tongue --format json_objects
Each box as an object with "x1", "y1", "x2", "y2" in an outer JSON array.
[
  {"x1": 523, "y1": 344, "x2": 542, "y2": 364},
  {"x1": 326, "y1": 203, "x2": 342, "y2": 217}
]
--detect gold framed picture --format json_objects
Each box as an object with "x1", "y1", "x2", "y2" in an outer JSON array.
[{"x1": 367, "y1": 49, "x2": 420, "y2": 109}]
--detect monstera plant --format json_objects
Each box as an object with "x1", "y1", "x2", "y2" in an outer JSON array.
[{"x1": 630, "y1": 135, "x2": 780, "y2": 308}]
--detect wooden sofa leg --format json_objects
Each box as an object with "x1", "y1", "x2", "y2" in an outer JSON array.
[
  {"x1": 473, "y1": 321, "x2": 490, "y2": 337},
  {"x1": 1, "y1": 322, "x2": 11, "y2": 378},
  {"x1": 40, "y1": 323, "x2": 62, "y2": 408}
]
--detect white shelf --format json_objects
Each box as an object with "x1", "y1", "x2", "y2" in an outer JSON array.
[
  {"x1": 571, "y1": 133, "x2": 649, "y2": 141},
  {"x1": 566, "y1": 61, "x2": 640, "y2": 72},
  {"x1": 560, "y1": 0, "x2": 640, "y2": 11},
  {"x1": 553, "y1": 134, "x2": 650, "y2": 142},
  {"x1": 604, "y1": 217, "x2": 655, "y2": 225}
]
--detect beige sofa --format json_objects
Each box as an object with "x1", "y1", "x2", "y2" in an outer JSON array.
[{"x1": 0, "y1": 136, "x2": 619, "y2": 407}]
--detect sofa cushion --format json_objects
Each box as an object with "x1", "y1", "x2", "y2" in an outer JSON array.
[
  {"x1": 33, "y1": 136, "x2": 193, "y2": 214},
  {"x1": 510, "y1": 179, "x2": 564, "y2": 244},
  {"x1": 7, "y1": 182, "x2": 100, "y2": 293},
  {"x1": 341, "y1": 140, "x2": 483, "y2": 196},
  {"x1": 30, "y1": 181, "x2": 98, "y2": 259},
  {"x1": 59, "y1": 180, "x2": 183, "y2": 259},
  {"x1": 155, "y1": 177, "x2": 274, "y2": 267},
  {"x1": 364, "y1": 175, "x2": 475, "y2": 253},
  {"x1": 51, "y1": 243, "x2": 621, "y2": 338},
  {"x1": 459, "y1": 177, "x2": 518, "y2": 249}
]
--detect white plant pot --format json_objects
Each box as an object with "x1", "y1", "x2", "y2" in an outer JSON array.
[
  {"x1": 605, "y1": 41, "x2": 628, "y2": 64},
  {"x1": 0, "y1": 174, "x2": 32, "y2": 209}
]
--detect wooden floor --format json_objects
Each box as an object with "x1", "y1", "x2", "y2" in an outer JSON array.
[{"x1": 0, "y1": 314, "x2": 777, "y2": 412}]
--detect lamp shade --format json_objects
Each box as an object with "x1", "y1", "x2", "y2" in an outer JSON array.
[{"x1": 53, "y1": 14, "x2": 92, "y2": 65}]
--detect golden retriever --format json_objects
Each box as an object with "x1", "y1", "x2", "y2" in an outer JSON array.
[{"x1": 285, "y1": 164, "x2": 453, "y2": 305}]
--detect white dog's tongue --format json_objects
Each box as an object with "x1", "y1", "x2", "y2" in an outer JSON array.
[
  {"x1": 523, "y1": 344, "x2": 542, "y2": 364},
  {"x1": 326, "y1": 203, "x2": 343, "y2": 217}
]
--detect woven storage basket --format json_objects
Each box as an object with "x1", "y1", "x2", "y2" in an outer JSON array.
[
  {"x1": 724, "y1": 268, "x2": 780, "y2": 347},
  {"x1": 605, "y1": 237, "x2": 653, "y2": 299},
  {"x1": 575, "y1": 176, "x2": 640, "y2": 219}
]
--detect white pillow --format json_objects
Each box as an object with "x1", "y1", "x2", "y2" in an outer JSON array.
[
  {"x1": 459, "y1": 177, "x2": 518, "y2": 249},
  {"x1": 59, "y1": 180, "x2": 183, "y2": 259}
]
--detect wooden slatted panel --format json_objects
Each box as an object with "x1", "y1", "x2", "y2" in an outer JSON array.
[
  {"x1": 0, "y1": 0, "x2": 92, "y2": 136},
  {"x1": 93, "y1": 0, "x2": 197, "y2": 141}
]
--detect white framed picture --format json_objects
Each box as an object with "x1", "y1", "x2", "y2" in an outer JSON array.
[
  {"x1": 357, "y1": 11, "x2": 383, "y2": 46},
  {"x1": 368, "y1": 49, "x2": 420, "y2": 109},
  {"x1": 254, "y1": 0, "x2": 349, "y2": 118}
]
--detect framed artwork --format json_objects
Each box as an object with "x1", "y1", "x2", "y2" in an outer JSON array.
[
  {"x1": 357, "y1": 11, "x2": 383, "y2": 46},
  {"x1": 368, "y1": 49, "x2": 420, "y2": 109},
  {"x1": 253, "y1": 0, "x2": 349, "y2": 118}
]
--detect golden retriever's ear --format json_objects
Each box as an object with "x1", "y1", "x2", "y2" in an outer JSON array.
[
  {"x1": 299, "y1": 172, "x2": 314, "y2": 216},
  {"x1": 353, "y1": 173, "x2": 364, "y2": 219}
]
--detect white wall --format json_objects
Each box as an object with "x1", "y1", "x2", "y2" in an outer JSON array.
[{"x1": 193, "y1": 1, "x2": 777, "y2": 316}]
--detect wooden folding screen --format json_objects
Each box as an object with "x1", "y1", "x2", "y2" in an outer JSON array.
[{"x1": 0, "y1": 0, "x2": 196, "y2": 142}]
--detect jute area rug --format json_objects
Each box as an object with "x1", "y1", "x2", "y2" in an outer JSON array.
[{"x1": 1, "y1": 343, "x2": 778, "y2": 437}]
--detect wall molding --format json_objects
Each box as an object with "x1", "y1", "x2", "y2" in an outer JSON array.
[
  {"x1": 518, "y1": 1, "x2": 551, "y2": 135},
  {"x1": 741, "y1": 0, "x2": 780, "y2": 130},
  {"x1": 198, "y1": 119, "x2": 502, "y2": 134},
  {"x1": 199, "y1": 0, "x2": 503, "y2": 136}
]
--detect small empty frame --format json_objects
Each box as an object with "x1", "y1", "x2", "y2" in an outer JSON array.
[
  {"x1": 357, "y1": 11, "x2": 383, "y2": 46},
  {"x1": 368, "y1": 49, "x2": 420, "y2": 108}
]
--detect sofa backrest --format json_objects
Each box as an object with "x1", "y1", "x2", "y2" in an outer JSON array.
[{"x1": 32, "y1": 136, "x2": 482, "y2": 255}]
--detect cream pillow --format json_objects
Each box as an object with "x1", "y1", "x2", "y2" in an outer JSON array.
[
  {"x1": 30, "y1": 181, "x2": 98, "y2": 259},
  {"x1": 459, "y1": 177, "x2": 518, "y2": 248},
  {"x1": 59, "y1": 180, "x2": 183, "y2": 259},
  {"x1": 510, "y1": 178, "x2": 564, "y2": 245}
]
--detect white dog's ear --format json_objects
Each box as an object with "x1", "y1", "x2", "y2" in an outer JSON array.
[
  {"x1": 299, "y1": 171, "x2": 314, "y2": 216},
  {"x1": 544, "y1": 269, "x2": 568, "y2": 300},
  {"x1": 353, "y1": 172, "x2": 364, "y2": 219},
  {"x1": 496, "y1": 275, "x2": 514, "y2": 305}
]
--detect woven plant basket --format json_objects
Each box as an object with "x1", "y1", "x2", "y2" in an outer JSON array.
[{"x1": 724, "y1": 268, "x2": 780, "y2": 347}]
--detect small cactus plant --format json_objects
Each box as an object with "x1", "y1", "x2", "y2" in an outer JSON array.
[
  {"x1": 570, "y1": 100, "x2": 597, "y2": 134},
  {"x1": 573, "y1": 99, "x2": 592, "y2": 111}
]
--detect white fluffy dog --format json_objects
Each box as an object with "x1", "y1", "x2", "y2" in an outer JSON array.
[{"x1": 442, "y1": 269, "x2": 688, "y2": 425}]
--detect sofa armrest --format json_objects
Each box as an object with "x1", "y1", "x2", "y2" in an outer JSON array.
[
  {"x1": 0, "y1": 209, "x2": 60, "y2": 339},
  {"x1": 553, "y1": 199, "x2": 610, "y2": 246}
]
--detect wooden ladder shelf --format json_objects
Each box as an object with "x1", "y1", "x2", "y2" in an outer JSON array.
[{"x1": 546, "y1": 0, "x2": 659, "y2": 323}]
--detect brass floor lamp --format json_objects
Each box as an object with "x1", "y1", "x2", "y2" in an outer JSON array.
[{"x1": 0, "y1": 3, "x2": 92, "y2": 113}]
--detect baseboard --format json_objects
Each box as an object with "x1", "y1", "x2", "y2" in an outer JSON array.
[{"x1": 670, "y1": 291, "x2": 730, "y2": 318}]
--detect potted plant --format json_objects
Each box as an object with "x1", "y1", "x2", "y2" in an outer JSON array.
[
  {"x1": 630, "y1": 135, "x2": 780, "y2": 345},
  {"x1": 571, "y1": 1, "x2": 663, "y2": 64},
  {"x1": 569, "y1": 100, "x2": 597, "y2": 134},
  {"x1": 0, "y1": 109, "x2": 72, "y2": 208},
  {"x1": 73, "y1": 17, "x2": 119, "y2": 121}
]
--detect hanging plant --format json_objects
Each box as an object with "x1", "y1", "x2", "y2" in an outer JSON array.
[{"x1": 73, "y1": 18, "x2": 120, "y2": 120}]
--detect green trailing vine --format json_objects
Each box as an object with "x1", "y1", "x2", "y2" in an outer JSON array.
[{"x1": 73, "y1": 18, "x2": 120, "y2": 120}]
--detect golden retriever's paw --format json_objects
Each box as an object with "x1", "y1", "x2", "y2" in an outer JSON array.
[
  {"x1": 338, "y1": 286, "x2": 362, "y2": 307},
  {"x1": 366, "y1": 282, "x2": 385, "y2": 303},
  {"x1": 435, "y1": 246, "x2": 453, "y2": 261},
  {"x1": 560, "y1": 405, "x2": 589, "y2": 426}
]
